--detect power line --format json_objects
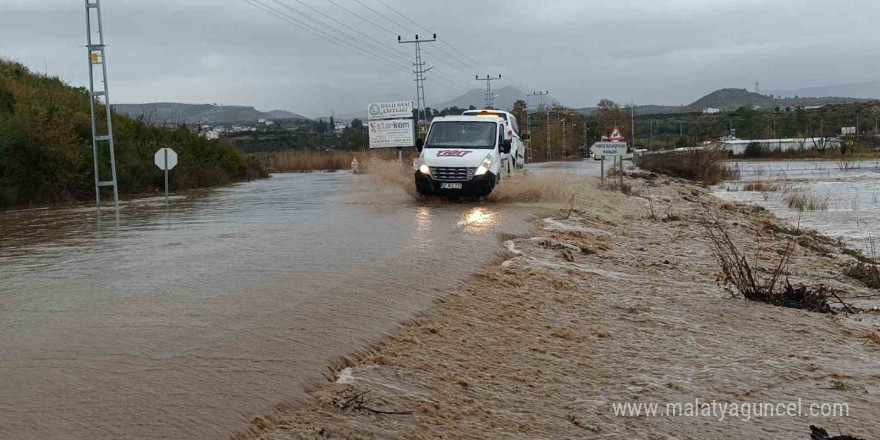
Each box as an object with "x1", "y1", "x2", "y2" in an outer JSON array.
[
  {"x1": 276, "y1": 0, "x2": 411, "y2": 60},
  {"x1": 325, "y1": 0, "x2": 492, "y2": 94},
  {"x1": 373, "y1": 0, "x2": 431, "y2": 34},
  {"x1": 243, "y1": 0, "x2": 409, "y2": 71},
  {"x1": 367, "y1": 0, "x2": 535, "y2": 92},
  {"x1": 350, "y1": 0, "x2": 418, "y2": 35},
  {"x1": 242, "y1": 0, "x2": 470, "y2": 96},
  {"x1": 314, "y1": 0, "x2": 472, "y2": 93}
]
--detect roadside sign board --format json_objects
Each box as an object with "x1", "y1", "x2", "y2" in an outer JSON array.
[
  {"x1": 369, "y1": 119, "x2": 415, "y2": 149},
  {"x1": 368, "y1": 101, "x2": 413, "y2": 120},
  {"x1": 591, "y1": 142, "x2": 627, "y2": 157},
  {"x1": 154, "y1": 148, "x2": 178, "y2": 170},
  {"x1": 609, "y1": 126, "x2": 625, "y2": 142}
]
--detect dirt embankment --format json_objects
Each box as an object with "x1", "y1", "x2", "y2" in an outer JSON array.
[{"x1": 237, "y1": 172, "x2": 879, "y2": 440}]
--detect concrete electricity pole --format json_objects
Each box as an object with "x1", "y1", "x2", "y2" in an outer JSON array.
[
  {"x1": 476, "y1": 74, "x2": 502, "y2": 109},
  {"x1": 529, "y1": 91, "x2": 549, "y2": 162},
  {"x1": 561, "y1": 117, "x2": 566, "y2": 158},
  {"x1": 398, "y1": 34, "x2": 436, "y2": 125},
  {"x1": 630, "y1": 101, "x2": 635, "y2": 150}
]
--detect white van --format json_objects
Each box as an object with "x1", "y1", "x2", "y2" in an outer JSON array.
[
  {"x1": 415, "y1": 116, "x2": 515, "y2": 197},
  {"x1": 461, "y1": 109, "x2": 527, "y2": 170}
]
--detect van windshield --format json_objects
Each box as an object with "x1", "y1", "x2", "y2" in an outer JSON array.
[{"x1": 425, "y1": 121, "x2": 497, "y2": 149}]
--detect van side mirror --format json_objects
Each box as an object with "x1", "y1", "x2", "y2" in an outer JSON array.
[
  {"x1": 502, "y1": 139, "x2": 512, "y2": 154},
  {"x1": 521, "y1": 133, "x2": 530, "y2": 140},
  {"x1": 416, "y1": 138, "x2": 424, "y2": 152}
]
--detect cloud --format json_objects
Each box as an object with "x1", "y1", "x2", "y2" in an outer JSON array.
[{"x1": 1, "y1": 0, "x2": 878, "y2": 116}]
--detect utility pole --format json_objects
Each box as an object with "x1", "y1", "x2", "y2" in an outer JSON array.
[
  {"x1": 398, "y1": 34, "x2": 436, "y2": 126},
  {"x1": 526, "y1": 111, "x2": 532, "y2": 163},
  {"x1": 528, "y1": 92, "x2": 549, "y2": 161},
  {"x1": 630, "y1": 101, "x2": 635, "y2": 150},
  {"x1": 476, "y1": 74, "x2": 502, "y2": 109},
  {"x1": 547, "y1": 110, "x2": 552, "y2": 161},
  {"x1": 582, "y1": 120, "x2": 587, "y2": 159},
  {"x1": 85, "y1": 0, "x2": 119, "y2": 209},
  {"x1": 529, "y1": 91, "x2": 549, "y2": 109},
  {"x1": 561, "y1": 116, "x2": 566, "y2": 158}
]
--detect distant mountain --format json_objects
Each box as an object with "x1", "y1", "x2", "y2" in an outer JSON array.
[
  {"x1": 431, "y1": 86, "x2": 542, "y2": 112},
  {"x1": 265, "y1": 109, "x2": 309, "y2": 120},
  {"x1": 113, "y1": 103, "x2": 310, "y2": 124},
  {"x1": 769, "y1": 80, "x2": 880, "y2": 100},
  {"x1": 577, "y1": 88, "x2": 871, "y2": 116}
]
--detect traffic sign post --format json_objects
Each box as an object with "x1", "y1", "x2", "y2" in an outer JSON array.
[
  {"x1": 591, "y1": 133, "x2": 628, "y2": 186},
  {"x1": 154, "y1": 148, "x2": 178, "y2": 203}
]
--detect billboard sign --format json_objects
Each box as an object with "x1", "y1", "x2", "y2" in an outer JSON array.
[
  {"x1": 369, "y1": 119, "x2": 415, "y2": 149},
  {"x1": 368, "y1": 101, "x2": 413, "y2": 120}
]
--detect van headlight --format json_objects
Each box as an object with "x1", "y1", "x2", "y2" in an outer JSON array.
[
  {"x1": 475, "y1": 154, "x2": 493, "y2": 176},
  {"x1": 419, "y1": 163, "x2": 431, "y2": 175}
]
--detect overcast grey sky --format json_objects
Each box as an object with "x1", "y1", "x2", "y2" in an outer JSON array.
[{"x1": 2, "y1": 0, "x2": 878, "y2": 117}]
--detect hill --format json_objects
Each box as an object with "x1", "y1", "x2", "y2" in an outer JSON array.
[
  {"x1": 770, "y1": 80, "x2": 880, "y2": 100},
  {"x1": 577, "y1": 88, "x2": 869, "y2": 116},
  {"x1": 113, "y1": 103, "x2": 310, "y2": 124},
  {"x1": 0, "y1": 60, "x2": 266, "y2": 208}
]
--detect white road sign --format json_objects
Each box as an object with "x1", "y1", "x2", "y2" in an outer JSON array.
[
  {"x1": 368, "y1": 101, "x2": 413, "y2": 120},
  {"x1": 154, "y1": 148, "x2": 178, "y2": 170},
  {"x1": 591, "y1": 142, "x2": 628, "y2": 157},
  {"x1": 369, "y1": 119, "x2": 415, "y2": 149}
]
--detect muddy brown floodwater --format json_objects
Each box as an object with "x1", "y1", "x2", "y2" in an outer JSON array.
[{"x1": 0, "y1": 172, "x2": 538, "y2": 440}]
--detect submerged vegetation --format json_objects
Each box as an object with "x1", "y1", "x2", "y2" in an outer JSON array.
[
  {"x1": 784, "y1": 191, "x2": 830, "y2": 211},
  {"x1": 844, "y1": 236, "x2": 880, "y2": 289},
  {"x1": 742, "y1": 181, "x2": 780, "y2": 192},
  {"x1": 0, "y1": 60, "x2": 265, "y2": 208},
  {"x1": 702, "y1": 211, "x2": 843, "y2": 313},
  {"x1": 638, "y1": 148, "x2": 739, "y2": 184}
]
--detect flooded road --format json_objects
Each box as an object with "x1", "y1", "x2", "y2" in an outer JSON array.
[
  {"x1": 0, "y1": 172, "x2": 539, "y2": 440},
  {"x1": 715, "y1": 160, "x2": 880, "y2": 253}
]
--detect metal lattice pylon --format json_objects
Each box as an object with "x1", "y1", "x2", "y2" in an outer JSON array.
[
  {"x1": 398, "y1": 34, "x2": 436, "y2": 125},
  {"x1": 85, "y1": 0, "x2": 119, "y2": 208}
]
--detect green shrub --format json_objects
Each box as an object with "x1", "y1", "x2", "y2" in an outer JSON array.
[{"x1": 0, "y1": 59, "x2": 265, "y2": 208}]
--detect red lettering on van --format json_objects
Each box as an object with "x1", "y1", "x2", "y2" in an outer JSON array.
[{"x1": 436, "y1": 150, "x2": 472, "y2": 157}]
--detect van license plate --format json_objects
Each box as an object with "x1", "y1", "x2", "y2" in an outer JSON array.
[{"x1": 440, "y1": 183, "x2": 462, "y2": 189}]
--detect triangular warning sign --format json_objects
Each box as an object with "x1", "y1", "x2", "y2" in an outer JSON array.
[{"x1": 609, "y1": 126, "x2": 625, "y2": 142}]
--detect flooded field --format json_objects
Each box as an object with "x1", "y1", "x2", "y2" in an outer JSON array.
[
  {"x1": 0, "y1": 172, "x2": 540, "y2": 440},
  {"x1": 715, "y1": 160, "x2": 880, "y2": 254}
]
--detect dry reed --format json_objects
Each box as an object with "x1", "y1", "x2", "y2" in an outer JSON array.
[
  {"x1": 742, "y1": 181, "x2": 780, "y2": 192},
  {"x1": 784, "y1": 191, "x2": 829, "y2": 211}
]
